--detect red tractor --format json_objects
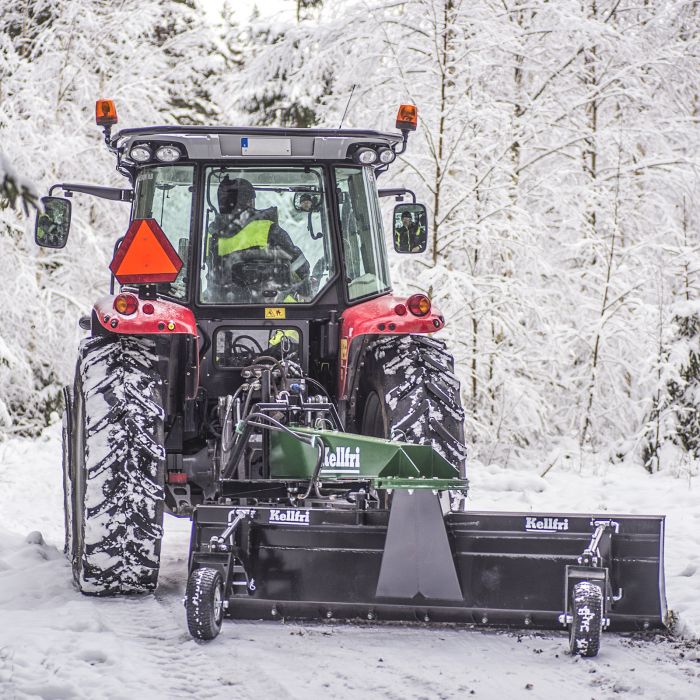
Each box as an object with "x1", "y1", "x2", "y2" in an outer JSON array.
[
  {"x1": 37, "y1": 101, "x2": 466, "y2": 596},
  {"x1": 35, "y1": 101, "x2": 665, "y2": 655}
]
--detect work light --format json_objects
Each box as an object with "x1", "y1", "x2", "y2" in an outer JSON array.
[{"x1": 130, "y1": 145, "x2": 152, "y2": 163}]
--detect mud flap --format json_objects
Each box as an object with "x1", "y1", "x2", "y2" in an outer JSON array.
[{"x1": 376, "y1": 490, "x2": 462, "y2": 601}]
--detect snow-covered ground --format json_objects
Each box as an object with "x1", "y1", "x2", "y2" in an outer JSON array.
[{"x1": 1, "y1": 425, "x2": 699, "y2": 699}]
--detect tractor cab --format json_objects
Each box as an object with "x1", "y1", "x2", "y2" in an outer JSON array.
[
  {"x1": 130, "y1": 159, "x2": 390, "y2": 308},
  {"x1": 36, "y1": 103, "x2": 438, "y2": 412}
]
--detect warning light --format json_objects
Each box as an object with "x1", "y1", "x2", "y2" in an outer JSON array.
[
  {"x1": 396, "y1": 104, "x2": 418, "y2": 132},
  {"x1": 109, "y1": 219, "x2": 182, "y2": 285},
  {"x1": 95, "y1": 99, "x2": 118, "y2": 126}
]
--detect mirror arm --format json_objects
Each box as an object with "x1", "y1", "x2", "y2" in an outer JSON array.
[
  {"x1": 49, "y1": 183, "x2": 133, "y2": 202},
  {"x1": 378, "y1": 188, "x2": 416, "y2": 203}
]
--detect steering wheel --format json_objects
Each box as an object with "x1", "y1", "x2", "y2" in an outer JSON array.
[
  {"x1": 228, "y1": 334, "x2": 265, "y2": 365},
  {"x1": 215, "y1": 248, "x2": 304, "y2": 302}
]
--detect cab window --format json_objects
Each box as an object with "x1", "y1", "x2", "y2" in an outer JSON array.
[
  {"x1": 335, "y1": 167, "x2": 391, "y2": 302},
  {"x1": 199, "y1": 167, "x2": 334, "y2": 305},
  {"x1": 133, "y1": 165, "x2": 194, "y2": 300}
]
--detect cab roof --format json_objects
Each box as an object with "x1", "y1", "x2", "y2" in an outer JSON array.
[{"x1": 113, "y1": 126, "x2": 403, "y2": 163}]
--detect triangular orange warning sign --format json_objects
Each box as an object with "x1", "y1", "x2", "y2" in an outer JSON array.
[{"x1": 109, "y1": 219, "x2": 183, "y2": 285}]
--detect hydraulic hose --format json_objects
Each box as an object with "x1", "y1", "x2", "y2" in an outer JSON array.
[{"x1": 241, "y1": 412, "x2": 325, "y2": 501}]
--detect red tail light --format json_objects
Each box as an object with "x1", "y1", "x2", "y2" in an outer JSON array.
[
  {"x1": 113, "y1": 293, "x2": 138, "y2": 316},
  {"x1": 394, "y1": 303, "x2": 407, "y2": 316},
  {"x1": 407, "y1": 294, "x2": 431, "y2": 317},
  {"x1": 167, "y1": 472, "x2": 188, "y2": 485}
]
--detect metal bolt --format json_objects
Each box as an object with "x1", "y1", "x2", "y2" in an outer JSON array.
[
  {"x1": 524, "y1": 616, "x2": 531, "y2": 626},
  {"x1": 423, "y1": 614, "x2": 430, "y2": 622},
  {"x1": 367, "y1": 611, "x2": 375, "y2": 621},
  {"x1": 481, "y1": 615, "x2": 488, "y2": 624},
  {"x1": 325, "y1": 610, "x2": 333, "y2": 619},
  {"x1": 271, "y1": 606, "x2": 278, "y2": 617}
]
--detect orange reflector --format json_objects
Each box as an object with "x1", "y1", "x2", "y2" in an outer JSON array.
[
  {"x1": 396, "y1": 104, "x2": 418, "y2": 131},
  {"x1": 95, "y1": 99, "x2": 118, "y2": 126},
  {"x1": 109, "y1": 219, "x2": 182, "y2": 285},
  {"x1": 407, "y1": 293, "x2": 431, "y2": 317}
]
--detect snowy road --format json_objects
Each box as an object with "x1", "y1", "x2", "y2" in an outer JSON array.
[{"x1": 1, "y1": 427, "x2": 699, "y2": 699}]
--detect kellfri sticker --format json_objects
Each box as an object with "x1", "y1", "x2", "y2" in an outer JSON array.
[{"x1": 265, "y1": 307, "x2": 286, "y2": 320}]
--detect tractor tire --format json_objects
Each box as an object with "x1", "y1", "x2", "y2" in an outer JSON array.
[
  {"x1": 185, "y1": 567, "x2": 224, "y2": 640},
  {"x1": 358, "y1": 335, "x2": 467, "y2": 476},
  {"x1": 66, "y1": 335, "x2": 165, "y2": 595},
  {"x1": 569, "y1": 581, "x2": 604, "y2": 657},
  {"x1": 62, "y1": 387, "x2": 74, "y2": 558}
]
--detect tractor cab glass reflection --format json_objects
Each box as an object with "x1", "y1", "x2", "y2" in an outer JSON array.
[{"x1": 200, "y1": 167, "x2": 334, "y2": 305}]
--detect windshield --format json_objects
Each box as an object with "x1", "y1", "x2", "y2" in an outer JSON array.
[
  {"x1": 200, "y1": 167, "x2": 334, "y2": 304},
  {"x1": 335, "y1": 167, "x2": 391, "y2": 301},
  {"x1": 133, "y1": 165, "x2": 194, "y2": 300}
]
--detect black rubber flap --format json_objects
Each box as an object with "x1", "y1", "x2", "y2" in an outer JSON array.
[{"x1": 376, "y1": 489, "x2": 462, "y2": 601}]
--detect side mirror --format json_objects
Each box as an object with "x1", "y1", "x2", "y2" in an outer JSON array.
[
  {"x1": 393, "y1": 203, "x2": 428, "y2": 254},
  {"x1": 35, "y1": 196, "x2": 71, "y2": 249},
  {"x1": 293, "y1": 192, "x2": 321, "y2": 213}
]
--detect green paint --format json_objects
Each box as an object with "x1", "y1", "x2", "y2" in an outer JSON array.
[{"x1": 269, "y1": 428, "x2": 467, "y2": 491}]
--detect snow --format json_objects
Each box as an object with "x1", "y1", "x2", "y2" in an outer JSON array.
[{"x1": 1, "y1": 425, "x2": 699, "y2": 698}]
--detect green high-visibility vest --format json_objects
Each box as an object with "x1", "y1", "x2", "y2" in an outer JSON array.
[{"x1": 217, "y1": 219, "x2": 273, "y2": 256}]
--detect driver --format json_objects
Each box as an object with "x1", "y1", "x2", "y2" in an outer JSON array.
[{"x1": 208, "y1": 176, "x2": 310, "y2": 299}]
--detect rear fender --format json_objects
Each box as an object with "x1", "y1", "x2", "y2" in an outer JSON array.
[
  {"x1": 338, "y1": 294, "x2": 444, "y2": 401},
  {"x1": 93, "y1": 294, "x2": 197, "y2": 336},
  {"x1": 91, "y1": 294, "x2": 199, "y2": 399}
]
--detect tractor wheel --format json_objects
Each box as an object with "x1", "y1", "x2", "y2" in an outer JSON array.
[
  {"x1": 62, "y1": 387, "x2": 74, "y2": 558},
  {"x1": 185, "y1": 567, "x2": 225, "y2": 640},
  {"x1": 67, "y1": 335, "x2": 165, "y2": 595},
  {"x1": 569, "y1": 581, "x2": 604, "y2": 657},
  {"x1": 358, "y1": 335, "x2": 467, "y2": 476}
]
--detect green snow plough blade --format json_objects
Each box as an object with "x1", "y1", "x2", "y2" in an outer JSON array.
[{"x1": 268, "y1": 427, "x2": 468, "y2": 491}]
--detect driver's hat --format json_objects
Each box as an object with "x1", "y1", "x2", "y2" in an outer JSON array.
[{"x1": 218, "y1": 176, "x2": 256, "y2": 215}]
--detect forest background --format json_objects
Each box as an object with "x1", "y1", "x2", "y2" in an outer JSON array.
[{"x1": 1, "y1": 0, "x2": 699, "y2": 474}]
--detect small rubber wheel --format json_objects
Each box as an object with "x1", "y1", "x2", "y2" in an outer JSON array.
[
  {"x1": 186, "y1": 568, "x2": 224, "y2": 640},
  {"x1": 569, "y1": 581, "x2": 604, "y2": 657}
]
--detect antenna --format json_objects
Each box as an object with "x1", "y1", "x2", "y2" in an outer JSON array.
[{"x1": 338, "y1": 84, "x2": 357, "y2": 129}]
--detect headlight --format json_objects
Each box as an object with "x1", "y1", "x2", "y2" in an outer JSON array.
[
  {"x1": 130, "y1": 145, "x2": 152, "y2": 163},
  {"x1": 377, "y1": 147, "x2": 396, "y2": 164},
  {"x1": 354, "y1": 147, "x2": 378, "y2": 164},
  {"x1": 155, "y1": 145, "x2": 181, "y2": 163}
]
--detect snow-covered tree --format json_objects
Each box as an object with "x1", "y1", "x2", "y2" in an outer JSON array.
[
  {"x1": 226, "y1": 0, "x2": 700, "y2": 468},
  {"x1": 0, "y1": 0, "x2": 218, "y2": 433}
]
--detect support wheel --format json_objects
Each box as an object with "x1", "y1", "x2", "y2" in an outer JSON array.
[
  {"x1": 358, "y1": 335, "x2": 467, "y2": 476},
  {"x1": 569, "y1": 581, "x2": 604, "y2": 657},
  {"x1": 67, "y1": 335, "x2": 165, "y2": 594},
  {"x1": 186, "y1": 568, "x2": 224, "y2": 640}
]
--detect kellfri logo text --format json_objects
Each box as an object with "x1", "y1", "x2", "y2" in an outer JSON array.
[
  {"x1": 269, "y1": 509, "x2": 310, "y2": 526},
  {"x1": 525, "y1": 516, "x2": 569, "y2": 533}
]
